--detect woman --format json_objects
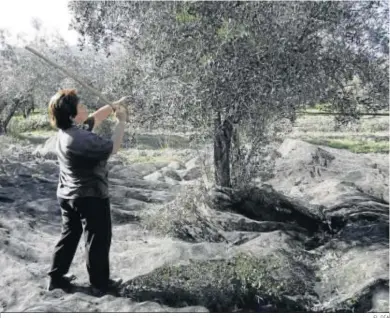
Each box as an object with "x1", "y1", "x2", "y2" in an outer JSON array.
[{"x1": 46, "y1": 89, "x2": 127, "y2": 293}]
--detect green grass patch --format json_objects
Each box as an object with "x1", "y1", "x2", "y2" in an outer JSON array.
[
  {"x1": 8, "y1": 113, "x2": 51, "y2": 134},
  {"x1": 304, "y1": 108, "x2": 326, "y2": 114},
  {"x1": 176, "y1": 10, "x2": 199, "y2": 23},
  {"x1": 116, "y1": 148, "x2": 185, "y2": 165},
  {"x1": 295, "y1": 115, "x2": 388, "y2": 133},
  {"x1": 311, "y1": 103, "x2": 332, "y2": 111},
  {"x1": 303, "y1": 137, "x2": 389, "y2": 153},
  {"x1": 20, "y1": 129, "x2": 55, "y2": 137},
  {"x1": 133, "y1": 134, "x2": 190, "y2": 150},
  {"x1": 8, "y1": 130, "x2": 55, "y2": 145}
]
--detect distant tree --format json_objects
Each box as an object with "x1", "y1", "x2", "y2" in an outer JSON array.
[
  {"x1": 0, "y1": 25, "x2": 65, "y2": 132},
  {"x1": 0, "y1": 22, "x2": 128, "y2": 133},
  {"x1": 67, "y1": 1, "x2": 388, "y2": 187}
]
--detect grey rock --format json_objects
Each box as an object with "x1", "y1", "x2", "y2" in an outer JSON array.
[
  {"x1": 163, "y1": 168, "x2": 182, "y2": 181},
  {"x1": 143, "y1": 171, "x2": 165, "y2": 182},
  {"x1": 167, "y1": 161, "x2": 186, "y2": 170},
  {"x1": 163, "y1": 176, "x2": 180, "y2": 186},
  {"x1": 182, "y1": 166, "x2": 202, "y2": 181}
]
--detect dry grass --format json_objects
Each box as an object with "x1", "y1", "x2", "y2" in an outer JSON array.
[{"x1": 142, "y1": 183, "x2": 226, "y2": 243}]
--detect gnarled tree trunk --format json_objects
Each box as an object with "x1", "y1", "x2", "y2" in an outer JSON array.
[
  {"x1": 0, "y1": 99, "x2": 6, "y2": 134},
  {"x1": 0, "y1": 97, "x2": 21, "y2": 134},
  {"x1": 207, "y1": 185, "x2": 328, "y2": 234}
]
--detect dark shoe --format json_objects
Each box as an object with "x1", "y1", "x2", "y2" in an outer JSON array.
[
  {"x1": 90, "y1": 278, "x2": 123, "y2": 295},
  {"x1": 47, "y1": 274, "x2": 76, "y2": 292}
]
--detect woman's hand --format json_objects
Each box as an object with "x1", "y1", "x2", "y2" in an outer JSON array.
[
  {"x1": 90, "y1": 96, "x2": 128, "y2": 128},
  {"x1": 111, "y1": 96, "x2": 130, "y2": 112},
  {"x1": 115, "y1": 105, "x2": 128, "y2": 122}
]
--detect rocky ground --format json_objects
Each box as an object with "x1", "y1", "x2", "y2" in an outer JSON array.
[{"x1": 0, "y1": 133, "x2": 388, "y2": 313}]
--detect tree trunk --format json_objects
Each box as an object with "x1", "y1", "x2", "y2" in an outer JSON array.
[
  {"x1": 0, "y1": 100, "x2": 6, "y2": 135},
  {"x1": 1, "y1": 98, "x2": 20, "y2": 134},
  {"x1": 230, "y1": 125, "x2": 242, "y2": 187},
  {"x1": 213, "y1": 111, "x2": 233, "y2": 188},
  {"x1": 0, "y1": 100, "x2": 6, "y2": 115}
]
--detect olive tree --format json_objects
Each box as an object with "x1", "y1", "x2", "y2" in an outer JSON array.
[
  {"x1": 69, "y1": 0, "x2": 388, "y2": 188},
  {"x1": 0, "y1": 20, "x2": 128, "y2": 133}
]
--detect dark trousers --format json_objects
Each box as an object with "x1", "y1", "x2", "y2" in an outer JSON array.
[{"x1": 48, "y1": 197, "x2": 112, "y2": 289}]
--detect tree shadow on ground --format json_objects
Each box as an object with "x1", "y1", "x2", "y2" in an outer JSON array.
[{"x1": 68, "y1": 284, "x2": 124, "y2": 298}]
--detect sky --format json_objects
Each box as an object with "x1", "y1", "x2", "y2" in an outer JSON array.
[{"x1": 0, "y1": 0, "x2": 78, "y2": 45}]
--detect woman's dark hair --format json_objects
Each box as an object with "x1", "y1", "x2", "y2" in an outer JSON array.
[{"x1": 48, "y1": 89, "x2": 79, "y2": 130}]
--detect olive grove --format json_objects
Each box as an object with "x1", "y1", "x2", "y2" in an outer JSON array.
[{"x1": 0, "y1": 20, "x2": 127, "y2": 133}]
